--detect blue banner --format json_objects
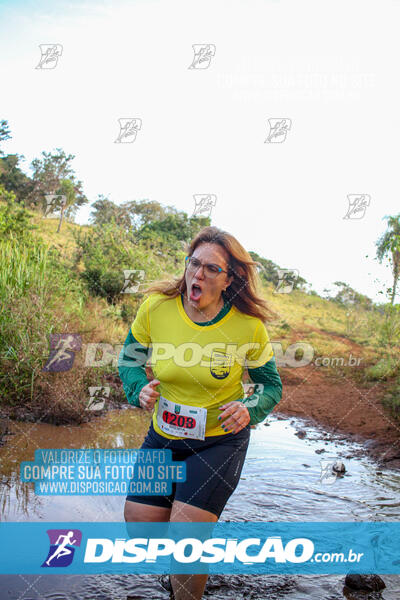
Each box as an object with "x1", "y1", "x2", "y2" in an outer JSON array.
[{"x1": 0, "y1": 522, "x2": 399, "y2": 574}]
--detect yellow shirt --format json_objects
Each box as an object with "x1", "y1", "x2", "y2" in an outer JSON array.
[{"x1": 131, "y1": 292, "x2": 274, "y2": 438}]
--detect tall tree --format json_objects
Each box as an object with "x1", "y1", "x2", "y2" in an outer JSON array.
[
  {"x1": 0, "y1": 154, "x2": 34, "y2": 204},
  {"x1": 89, "y1": 195, "x2": 131, "y2": 229},
  {"x1": 0, "y1": 121, "x2": 34, "y2": 205},
  {"x1": 0, "y1": 184, "x2": 35, "y2": 239},
  {"x1": 330, "y1": 281, "x2": 373, "y2": 309},
  {"x1": 376, "y1": 214, "x2": 400, "y2": 305},
  {"x1": 249, "y1": 250, "x2": 308, "y2": 291},
  {"x1": 139, "y1": 211, "x2": 210, "y2": 243},
  {"x1": 124, "y1": 199, "x2": 169, "y2": 230},
  {"x1": 0, "y1": 119, "x2": 11, "y2": 156},
  {"x1": 28, "y1": 148, "x2": 88, "y2": 230}
]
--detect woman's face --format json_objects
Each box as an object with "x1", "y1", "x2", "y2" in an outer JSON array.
[{"x1": 184, "y1": 242, "x2": 234, "y2": 310}]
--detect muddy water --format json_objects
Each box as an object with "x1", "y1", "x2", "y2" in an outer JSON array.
[{"x1": 1, "y1": 408, "x2": 400, "y2": 599}]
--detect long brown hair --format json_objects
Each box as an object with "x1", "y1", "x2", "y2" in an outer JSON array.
[{"x1": 142, "y1": 225, "x2": 278, "y2": 322}]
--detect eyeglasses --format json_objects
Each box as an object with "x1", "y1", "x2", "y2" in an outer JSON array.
[{"x1": 185, "y1": 256, "x2": 231, "y2": 279}]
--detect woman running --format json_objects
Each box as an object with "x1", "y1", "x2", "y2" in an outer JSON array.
[{"x1": 118, "y1": 225, "x2": 283, "y2": 599}]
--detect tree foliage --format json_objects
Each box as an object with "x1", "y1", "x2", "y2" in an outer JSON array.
[
  {"x1": 329, "y1": 281, "x2": 373, "y2": 309},
  {"x1": 90, "y1": 196, "x2": 210, "y2": 246},
  {"x1": 27, "y1": 148, "x2": 88, "y2": 230},
  {"x1": 0, "y1": 153, "x2": 34, "y2": 203},
  {"x1": 89, "y1": 195, "x2": 132, "y2": 229},
  {"x1": 0, "y1": 185, "x2": 36, "y2": 240},
  {"x1": 139, "y1": 211, "x2": 210, "y2": 245},
  {"x1": 73, "y1": 222, "x2": 144, "y2": 304},
  {"x1": 249, "y1": 250, "x2": 308, "y2": 291},
  {"x1": 376, "y1": 213, "x2": 400, "y2": 305},
  {"x1": 0, "y1": 119, "x2": 11, "y2": 156}
]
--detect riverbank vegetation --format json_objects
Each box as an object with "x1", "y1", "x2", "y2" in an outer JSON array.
[{"x1": 1, "y1": 119, "x2": 399, "y2": 425}]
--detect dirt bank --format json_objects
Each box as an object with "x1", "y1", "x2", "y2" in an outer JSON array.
[
  {"x1": 279, "y1": 365, "x2": 400, "y2": 470},
  {"x1": 1, "y1": 363, "x2": 399, "y2": 471}
]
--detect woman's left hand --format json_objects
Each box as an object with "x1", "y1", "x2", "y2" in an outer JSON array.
[{"x1": 218, "y1": 401, "x2": 250, "y2": 434}]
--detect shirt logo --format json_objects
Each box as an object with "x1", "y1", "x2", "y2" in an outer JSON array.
[
  {"x1": 41, "y1": 529, "x2": 82, "y2": 568},
  {"x1": 210, "y1": 351, "x2": 233, "y2": 379}
]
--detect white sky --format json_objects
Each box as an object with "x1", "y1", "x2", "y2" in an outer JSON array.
[{"x1": 1, "y1": 0, "x2": 399, "y2": 304}]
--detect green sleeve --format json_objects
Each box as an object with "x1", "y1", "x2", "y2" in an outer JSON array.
[
  {"x1": 244, "y1": 356, "x2": 282, "y2": 425},
  {"x1": 117, "y1": 329, "x2": 151, "y2": 408}
]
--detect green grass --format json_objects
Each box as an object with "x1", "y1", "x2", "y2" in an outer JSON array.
[
  {"x1": 0, "y1": 238, "x2": 49, "y2": 298},
  {"x1": 1, "y1": 209, "x2": 399, "y2": 424},
  {"x1": 365, "y1": 357, "x2": 400, "y2": 381},
  {"x1": 382, "y1": 376, "x2": 400, "y2": 420}
]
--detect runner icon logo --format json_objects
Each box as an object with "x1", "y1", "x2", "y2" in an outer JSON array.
[{"x1": 41, "y1": 529, "x2": 82, "y2": 567}]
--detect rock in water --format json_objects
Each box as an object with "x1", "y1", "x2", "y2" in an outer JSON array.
[
  {"x1": 344, "y1": 573, "x2": 386, "y2": 591},
  {"x1": 332, "y1": 460, "x2": 346, "y2": 474},
  {"x1": 295, "y1": 429, "x2": 307, "y2": 439}
]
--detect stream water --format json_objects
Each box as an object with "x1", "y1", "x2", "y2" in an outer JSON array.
[{"x1": 1, "y1": 408, "x2": 399, "y2": 599}]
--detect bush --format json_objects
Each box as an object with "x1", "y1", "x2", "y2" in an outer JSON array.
[
  {"x1": 382, "y1": 377, "x2": 400, "y2": 423},
  {"x1": 0, "y1": 219, "x2": 88, "y2": 409},
  {"x1": 73, "y1": 222, "x2": 182, "y2": 304},
  {"x1": 80, "y1": 267, "x2": 124, "y2": 304},
  {"x1": 0, "y1": 187, "x2": 37, "y2": 240},
  {"x1": 376, "y1": 304, "x2": 400, "y2": 347},
  {"x1": 365, "y1": 356, "x2": 400, "y2": 381},
  {"x1": 73, "y1": 223, "x2": 137, "y2": 304}
]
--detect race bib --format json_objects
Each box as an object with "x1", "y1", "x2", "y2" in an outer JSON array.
[{"x1": 156, "y1": 395, "x2": 207, "y2": 440}]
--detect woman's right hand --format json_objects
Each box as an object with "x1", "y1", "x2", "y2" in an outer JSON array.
[{"x1": 138, "y1": 379, "x2": 161, "y2": 411}]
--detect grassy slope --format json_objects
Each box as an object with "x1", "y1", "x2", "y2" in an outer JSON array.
[
  {"x1": 32, "y1": 215, "x2": 397, "y2": 369},
  {"x1": 3, "y1": 214, "x2": 398, "y2": 424},
  {"x1": 30, "y1": 214, "x2": 90, "y2": 263}
]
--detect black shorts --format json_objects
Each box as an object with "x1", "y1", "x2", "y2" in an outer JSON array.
[{"x1": 125, "y1": 421, "x2": 251, "y2": 518}]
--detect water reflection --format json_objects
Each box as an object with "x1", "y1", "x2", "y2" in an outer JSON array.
[
  {"x1": 0, "y1": 407, "x2": 150, "y2": 521},
  {"x1": 1, "y1": 409, "x2": 400, "y2": 598}
]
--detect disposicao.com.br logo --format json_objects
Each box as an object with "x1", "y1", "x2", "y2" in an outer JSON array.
[
  {"x1": 41, "y1": 531, "x2": 317, "y2": 568},
  {"x1": 83, "y1": 535, "x2": 316, "y2": 565},
  {"x1": 1, "y1": 522, "x2": 396, "y2": 575}
]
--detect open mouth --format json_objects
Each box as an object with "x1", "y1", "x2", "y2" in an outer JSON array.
[{"x1": 190, "y1": 283, "x2": 202, "y2": 301}]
